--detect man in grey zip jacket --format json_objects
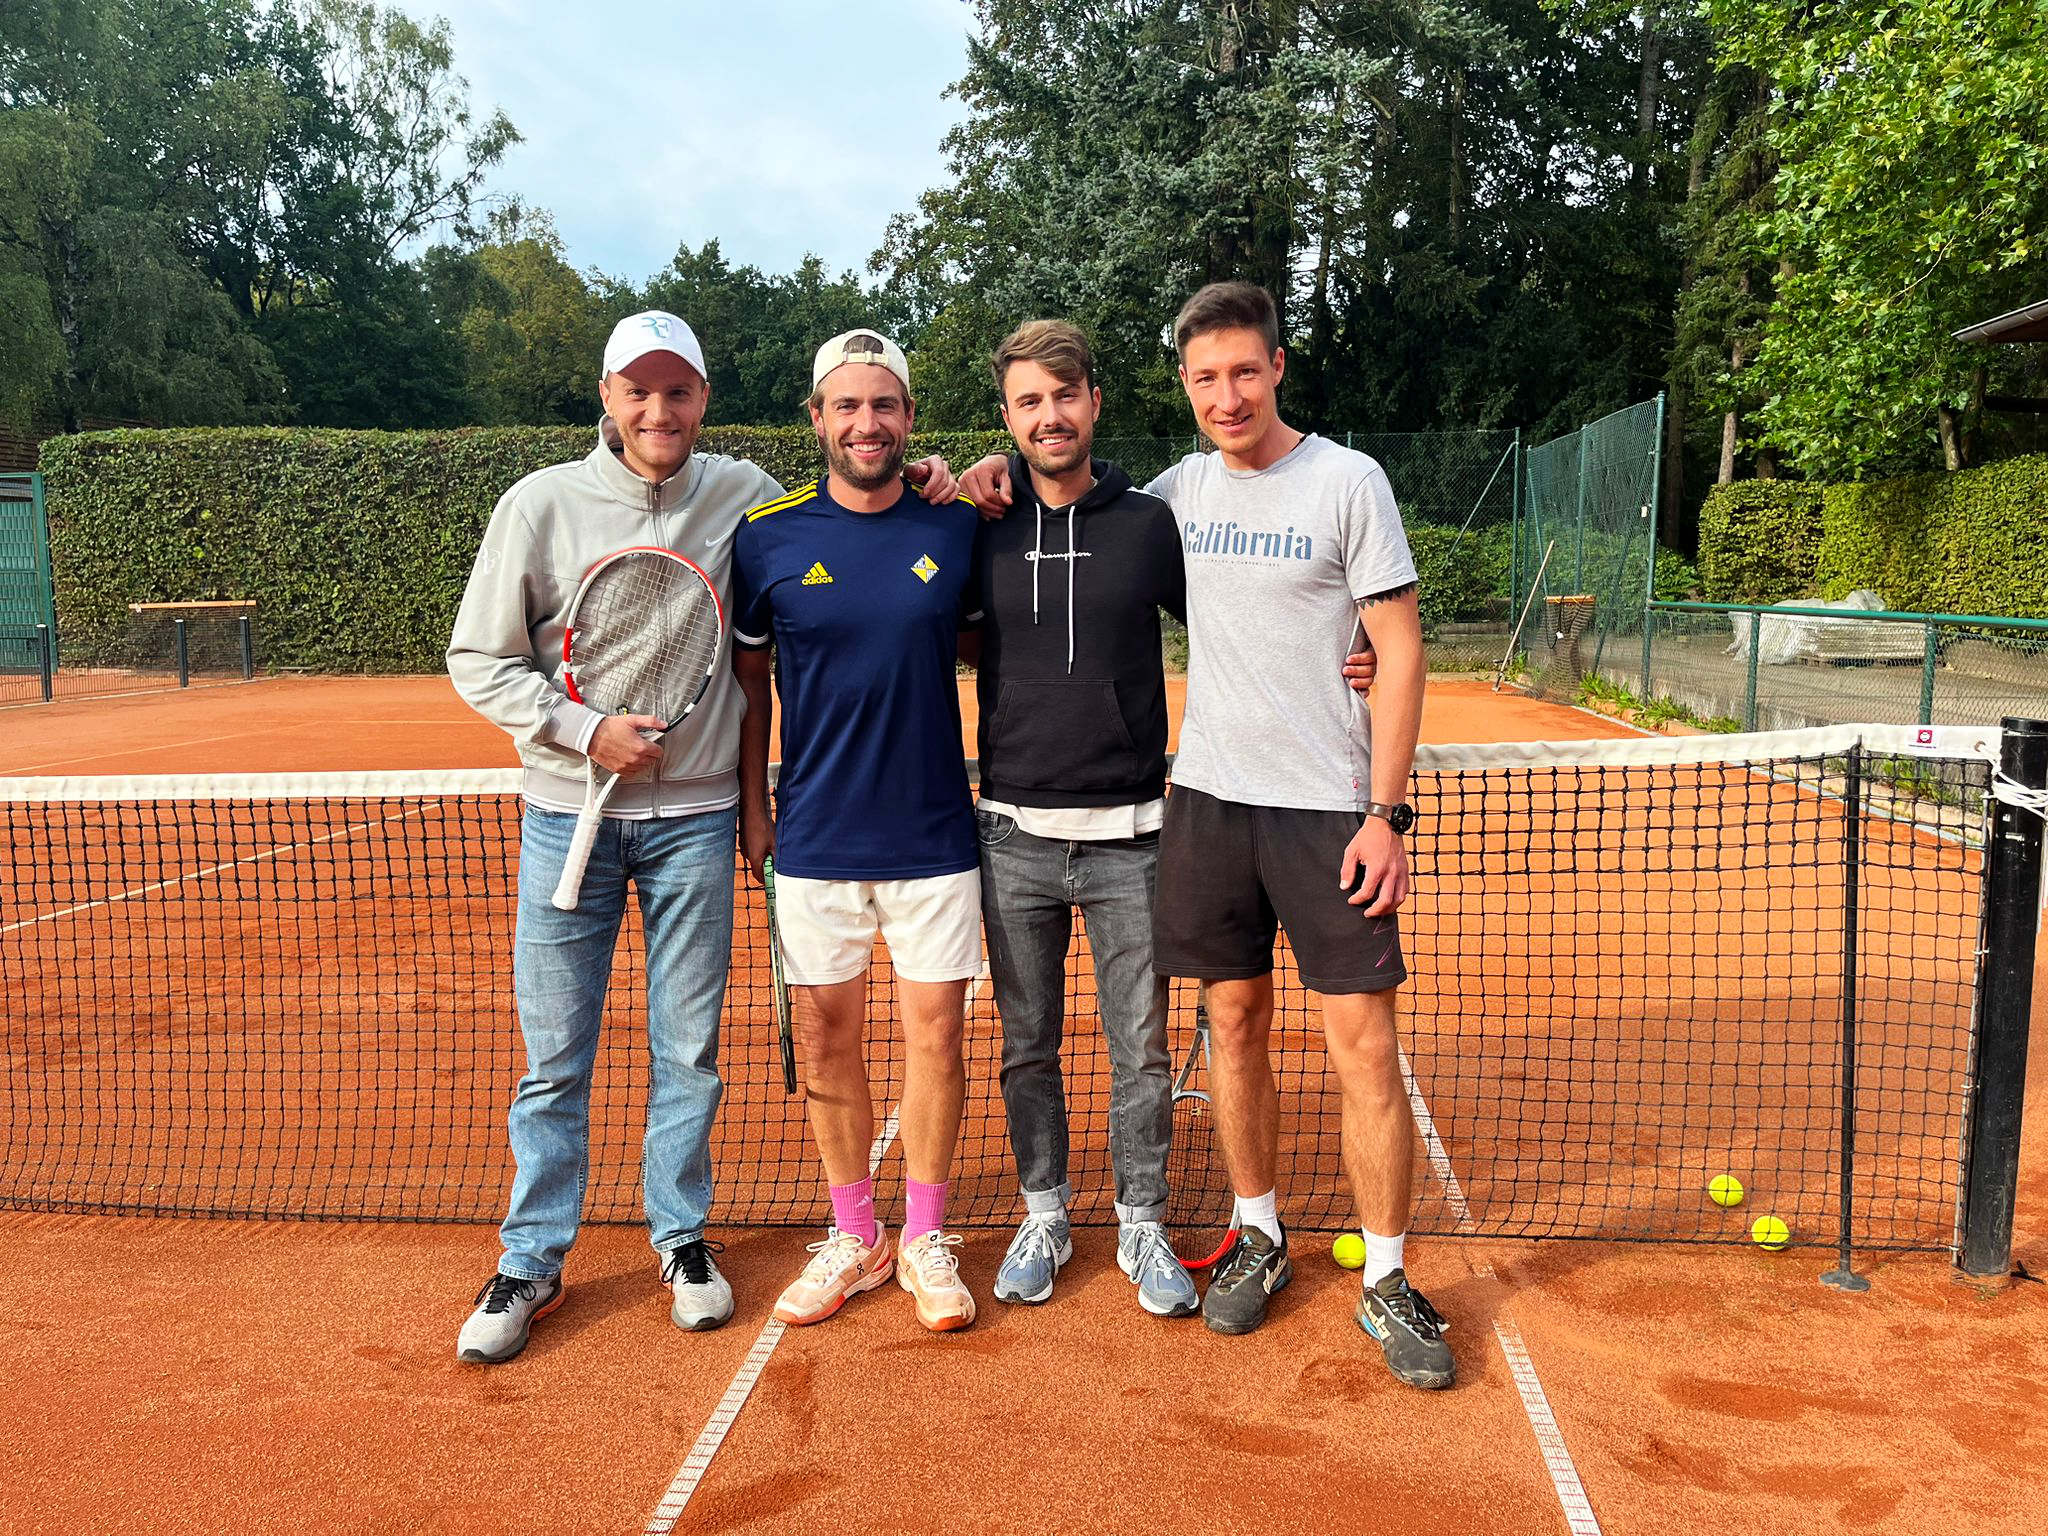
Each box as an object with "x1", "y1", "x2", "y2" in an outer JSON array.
[{"x1": 446, "y1": 310, "x2": 956, "y2": 1363}]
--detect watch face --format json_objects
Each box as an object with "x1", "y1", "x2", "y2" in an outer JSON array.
[{"x1": 1388, "y1": 803, "x2": 1416, "y2": 834}]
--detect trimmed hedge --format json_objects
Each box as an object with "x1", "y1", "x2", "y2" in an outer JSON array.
[
  {"x1": 1816, "y1": 455, "x2": 2048, "y2": 617},
  {"x1": 1697, "y1": 481, "x2": 1824, "y2": 603},
  {"x1": 1699, "y1": 455, "x2": 2048, "y2": 617},
  {"x1": 40, "y1": 425, "x2": 1012, "y2": 672}
]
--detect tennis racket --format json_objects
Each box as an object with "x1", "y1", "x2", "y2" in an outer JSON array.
[
  {"x1": 550, "y1": 546, "x2": 726, "y2": 911},
  {"x1": 1164, "y1": 1001, "x2": 1237, "y2": 1270},
  {"x1": 762, "y1": 854, "x2": 797, "y2": 1095}
]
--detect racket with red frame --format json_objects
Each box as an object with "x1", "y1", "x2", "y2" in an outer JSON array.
[
  {"x1": 550, "y1": 546, "x2": 725, "y2": 912},
  {"x1": 1165, "y1": 1001, "x2": 1237, "y2": 1270}
]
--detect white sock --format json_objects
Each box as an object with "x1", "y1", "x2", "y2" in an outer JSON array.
[
  {"x1": 1361, "y1": 1228, "x2": 1405, "y2": 1288},
  {"x1": 1234, "y1": 1190, "x2": 1283, "y2": 1245}
]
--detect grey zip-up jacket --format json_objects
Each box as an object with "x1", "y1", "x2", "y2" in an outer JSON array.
[{"x1": 446, "y1": 418, "x2": 782, "y2": 815}]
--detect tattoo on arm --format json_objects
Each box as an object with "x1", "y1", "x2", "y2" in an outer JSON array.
[{"x1": 1358, "y1": 581, "x2": 1418, "y2": 610}]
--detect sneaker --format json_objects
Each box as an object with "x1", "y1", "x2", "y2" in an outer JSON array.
[
  {"x1": 1201, "y1": 1225, "x2": 1290, "y2": 1336},
  {"x1": 1356, "y1": 1268, "x2": 1455, "y2": 1390},
  {"x1": 773, "y1": 1227, "x2": 894, "y2": 1326},
  {"x1": 456, "y1": 1271, "x2": 564, "y2": 1364},
  {"x1": 897, "y1": 1230, "x2": 977, "y2": 1332},
  {"x1": 662, "y1": 1238, "x2": 734, "y2": 1332},
  {"x1": 993, "y1": 1212, "x2": 1072, "y2": 1304},
  {"x1": 1117, "y1": 1221, "x2": 1198, "y2": 1318}
]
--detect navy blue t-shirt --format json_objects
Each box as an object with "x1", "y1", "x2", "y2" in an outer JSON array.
[{"x1": 731, "y1": 478, "x2": 980, "y2": 880}]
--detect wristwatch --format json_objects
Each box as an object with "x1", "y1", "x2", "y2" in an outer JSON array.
[{"x1": 1364, "y1": 801, "x2": 1416, "y2": 835}]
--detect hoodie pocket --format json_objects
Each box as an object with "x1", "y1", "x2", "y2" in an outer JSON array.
[{"x1": 987, "y1": 680, "x2": 1145, "y2": 792}]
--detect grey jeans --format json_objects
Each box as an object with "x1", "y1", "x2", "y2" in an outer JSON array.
[{"x1": 976, "y1": 809, "x2": 1173, "y2": 1221}]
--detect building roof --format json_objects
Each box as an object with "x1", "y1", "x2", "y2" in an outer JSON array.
[{"x1": 1953, "y1": 298, "x2": 2048, "y2": 344}]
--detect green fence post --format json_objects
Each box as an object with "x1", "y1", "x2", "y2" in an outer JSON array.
[
  {"x1": 1572, "y1": 429, "x2": 1590, "y2": 593},
  {"x1": 1642, "y1": 393, "x2": 1665, "y2": 695},
  {"x1": 1509, "y1": 428, "x2": 1523, "y2": 625},
  {"x1": 1920, "y1": 623, "x2": 1939, "y2": 725},
  {"x1": 1745, "y1": 606, "x2": 1762, "y2": 730}
]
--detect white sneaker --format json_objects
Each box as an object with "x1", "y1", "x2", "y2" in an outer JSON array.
[
  {"x1": 457, "y1": 1271, "x2": 564, "y2": 1363},
  {"x1": 898, "y1": 1230, "x2": 976, "y2": 1332},
  {"x1": 662, "y1": 1239, "x2": 734, "y2": 1332}
]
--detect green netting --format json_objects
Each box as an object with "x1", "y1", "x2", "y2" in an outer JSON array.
[
  {"x1": 1511, "y1": 399, "x2": 1666, "y2": 695},
  {"x1": 0, "y1": 474, "x2": 54, "y2": 693}
]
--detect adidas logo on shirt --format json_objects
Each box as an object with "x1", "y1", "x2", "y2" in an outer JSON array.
[{"x1": 802, "y1": 562, "x2": 833, "y2": 586}]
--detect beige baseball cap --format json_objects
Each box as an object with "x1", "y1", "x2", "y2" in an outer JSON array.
[
  {"x1": 603, "y1": 311, "x2": 707, "y2": 380},
  {"x1": 811, "y1": 329, "x2": 911, "y2": 394}
]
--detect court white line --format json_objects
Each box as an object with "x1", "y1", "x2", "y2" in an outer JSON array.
[
  {"x1": 643, "y1": 963, "x2": 987, "y2": 1532},
  {"x1": 643, "y1": 1315, "x2": 786, "y2": 1536},
  {"x1": 1400, "y1": 1049, "x2": 1603, "y2": 1535}
]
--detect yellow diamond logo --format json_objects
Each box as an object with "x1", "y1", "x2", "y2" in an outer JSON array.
[
  {"x1": 912, "y1": 554, "x2": 939, "y2": 584},
  {"x1": 802, "y1": 561, "x2": 833, "y2": 586}
]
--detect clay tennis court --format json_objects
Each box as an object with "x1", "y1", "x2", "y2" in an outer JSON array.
[{"x1": 2, "y1": 676, "x2": 2044, "y2": 1534}]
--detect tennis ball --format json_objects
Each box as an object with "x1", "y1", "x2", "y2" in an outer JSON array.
[
  {"x1": 1332, "y1": 1233, "x2": 1366, "y2": 1270},
  {"x1": 1751, "y1": 1215, "x2": 1790, "y2": 1250},
  {"x1": 1709, "y1": 1174, "x2": 1745, "y2": 1208}
]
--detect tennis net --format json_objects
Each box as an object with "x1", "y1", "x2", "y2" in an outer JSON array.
[{"x1": 0, "y1": 725, "x2": 2028, "y2": 1253}]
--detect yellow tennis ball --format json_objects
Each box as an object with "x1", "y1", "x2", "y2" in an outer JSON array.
[
  {"x1": 1332, "y1": 1233, "x2": 1366, "y2": 1270},
  {"x1": 1751, "y1": 1215, "x2": 1789, "y2": 1250},
  {"x1": 1709, "y1": 1174, "x2": 1745, "y2": 1208}
]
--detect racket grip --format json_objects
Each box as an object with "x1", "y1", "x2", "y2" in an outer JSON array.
[{"x1": 551, "y1": 810, "x2": 604, "y2": 911}]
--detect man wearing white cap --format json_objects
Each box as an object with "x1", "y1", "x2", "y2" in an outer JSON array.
[
  {"x1": 447, "y1": 313, "x2": 958, "y2": 1362},
  {"x1": 730, "y1": 329, "x2": 984, "y2": 1332}
]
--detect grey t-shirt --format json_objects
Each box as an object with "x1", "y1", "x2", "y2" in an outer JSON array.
[{"x1": 1148, "y1": 434, "x2": 1418, "y2": 812}]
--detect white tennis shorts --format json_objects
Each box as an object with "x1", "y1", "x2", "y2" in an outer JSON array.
[{"x1": 774, "y1": 868, "x2": 983, "y2": 985}]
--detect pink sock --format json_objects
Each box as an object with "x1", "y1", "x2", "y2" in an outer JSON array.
[
  {"x1": 829, "y1": 1178, "x2": 878, "y2": 1246},
  {"x1": 903, "y1": 1178, "x2": 949, "y2": 1245}
]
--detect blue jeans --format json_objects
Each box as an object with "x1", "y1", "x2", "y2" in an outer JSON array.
[
  {"x1": 977, "y1": 810, "x2": 1172, "y2": 1222},
  {"x1": 498, "y1": 804, "x2": 736, "y2": 1280}
]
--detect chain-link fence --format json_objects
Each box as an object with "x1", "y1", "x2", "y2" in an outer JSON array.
[{"x1": 1642, "y1": 601, "x2": 2048, "y2": 731}]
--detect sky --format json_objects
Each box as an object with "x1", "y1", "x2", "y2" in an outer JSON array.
[{"x1": 418, "y1": 1, "x2": 980, "y2": 284}]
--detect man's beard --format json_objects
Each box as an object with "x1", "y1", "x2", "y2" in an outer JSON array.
[
  {"x1": 1021, "y1": 430, "x2": 1091, "y2": 480},
  {"x1": 824, "y1": 434, "x2": 905, "y2": 491}
]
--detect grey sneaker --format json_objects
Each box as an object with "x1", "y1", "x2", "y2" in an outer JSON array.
[
  {"x1": 457, "y1": 1271, "x2": 564, "y2": 1363},
  {"x1": 992, "y1": 1211, "x2": 1072, "y2": 1304},
  {"x1": 663, "y1": 1238, "x2": 734, "y2": 1332},
  {"x1": 1356, "y1": 1268, "x2": 1454, "y2": 1390},
  {"x1": 1117, "y1": 1221, "x2": 1198, "y2": 1317},
  {"x1": 1200, "y1": 1226, "x2": 1290, "y2": 1335}
]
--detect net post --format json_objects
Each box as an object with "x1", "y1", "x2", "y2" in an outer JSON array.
[
  {"x1": 239, "y1": 614, "x2": 254, "y2": 680},
  {"x1": 173, "y1": 617, "x2": 190, "y2": 686},
  {"x1": 1822, "y1": 743, "x2": 1870, "y2": 1293},
  {"x1": 1919, "y1": 623, "x2": 1938, "y2": 725},
  {"x1": 36, "y1": 622, "x2": 53, "y2": 702},
  {"x1": 1957, "y1": 717, "x2": 2048, "y2": 1278}
]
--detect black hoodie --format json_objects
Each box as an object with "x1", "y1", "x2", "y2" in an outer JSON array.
[{"x1": 971, "y1": 453, "x2": 1187, "y2": 809}]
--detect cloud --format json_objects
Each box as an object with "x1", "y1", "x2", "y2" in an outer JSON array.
[{"x1": 421, "y1": 0, "x2": 975, "y2": 283}]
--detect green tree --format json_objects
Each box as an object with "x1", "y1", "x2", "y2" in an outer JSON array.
[{"x1": 1706, "y1": 0, "x2": 2048, "y2": 477}]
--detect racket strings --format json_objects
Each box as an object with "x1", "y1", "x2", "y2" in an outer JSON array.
[{"x1": 571, "y1": 557, "x2": 723, "y2": 721}]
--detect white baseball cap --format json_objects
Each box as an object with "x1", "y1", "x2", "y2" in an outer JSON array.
[
  {"x1": 603, "y1": 310, "x2": 707, "y2": 381},
  {"x1": 811, "y1": 329, "x2": 911, "y2": 394}
]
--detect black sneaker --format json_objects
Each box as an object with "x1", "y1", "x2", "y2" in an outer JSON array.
[
  {"x1": 1201, "y1": 1226, "x2": 1291, "y2": 1335},
  {"x1": 1356, "y1": 1268, "x2": 1454, "y2": 1389}
]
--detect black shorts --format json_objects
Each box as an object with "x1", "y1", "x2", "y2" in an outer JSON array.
[{"x1": 1151, "y1": 785, "x2": 1407, "y2": 995}]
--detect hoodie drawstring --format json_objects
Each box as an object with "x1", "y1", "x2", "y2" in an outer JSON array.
[
  {"x1": 1031, "y1": 503, "x2": 1044, "y2": 630},
  {"x1": 1065, "y1": 511, "x2": 1077, "y2": 674}
]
